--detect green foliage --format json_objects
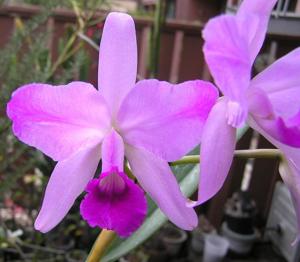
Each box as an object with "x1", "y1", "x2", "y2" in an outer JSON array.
[
  {"x1": 0, "y1": 10, "x2": 90, "y2": 202},
  {"x1": 3, "y1": 0, "x2": 111, "y2": 10}
]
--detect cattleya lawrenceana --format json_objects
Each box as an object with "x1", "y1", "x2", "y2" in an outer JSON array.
[
  {"x1": 7, "y1": 12, "x2": 218, "y2": 237},
  {"x1": 194, "y1": 0, "x2": 300, "y2": 241}
]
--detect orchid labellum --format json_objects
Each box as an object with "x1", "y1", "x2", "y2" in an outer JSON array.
[
  {"x1": 196, "y1": 0, "x2": 300, "y2": 240},
  {"x1": 7, "y1": 12, "x2": 218, "y2": 237}
]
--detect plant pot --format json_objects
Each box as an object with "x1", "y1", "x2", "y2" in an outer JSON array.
[
  {"x1": 224, "y1": 191, "x2": 256, "y2": 235},
  {"x1": 162, "y1": 224, "x2": 188, "y2": 256},
  {"x1": 225, "y1": 214, "x2": 254, "y2": 235},
  {"x1": 144, "y1": 237, "x2": 169, "y2": 262},
  {"x1": 191, "y1": 229, "x2": 204, "y2": 254},
  {"x1": 221, "y1": 222, "x2": 256, "y2": 255},
  {"x1": 190, "y1": 215, "x2": 216, "y2": 254},
  {"x1": 203, "y1": 234, "x2": 229, "y2": 262}
]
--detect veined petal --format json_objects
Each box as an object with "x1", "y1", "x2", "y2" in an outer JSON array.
[
  {"x1": 197, "y1": 100, "x2": 236, "y2": 205},
  {"x1": 126, "y1": 145, "x2": 198, "y2": 230},
  {"x1": 7, "y1": 82, "x2": 110, "y2": 161},
  {"x1": 237, "y1": 0, "x2": 277, "y2": 62},
  {"x1": 101, "y1": 130, "x2": 124, "y2": 172},
  {"x1": 80, "y1": 169, "x2": 147, "y2": 237},
  {"x1": 34, "y1": 144, "x2": 101, "y2": 233},
  {"x1": 117, "y1": 79, "x2": 218, "y2": 161},
  {"x1": 98, "y1": 12, "x2": 137, "y2": 118},
  {"x1": 251, "y1": 48, "x2": 300, "y2": 118}
]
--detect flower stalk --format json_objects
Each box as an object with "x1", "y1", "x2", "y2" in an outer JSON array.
[
  {"x1": 86, "y1": 230, "x2": 116, "y2": 262},
  {"x1": 170, "y1": 149, "x2": 282, "y2": 166}
]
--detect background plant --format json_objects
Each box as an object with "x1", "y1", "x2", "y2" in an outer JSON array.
[{"x1": 0, "y1": 1, "x2": 109, "y2": 260}]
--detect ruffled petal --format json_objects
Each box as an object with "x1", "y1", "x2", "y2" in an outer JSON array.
[
  {"x1": 98, "y1": 12, "x2": 137, "y2": 118},
  {"x1": 7, "y1": 82, "x2": 110, "y2": 161},
  {"x1": 251, "y1": 48, "x2": 300, "y2": 118},
  {"x1": 125, "y1": 145, "x2": 198, "y2": 230},
  {"x1": 117, "y1": 79, "x2": 218, "y2": 161},
  {"x1": 196, "y1": 100, "x2": 236, "y2": 205},
  {"x1": 80, "y1": 169, "x2": 147, "y2": 237},
  {"x1": 34, "y1": 144, "x2": 101, "y2": 233}
]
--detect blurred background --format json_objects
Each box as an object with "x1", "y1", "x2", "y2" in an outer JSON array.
[{"x1": 0, "y1": 0, "x2": 300, "y2": 261}]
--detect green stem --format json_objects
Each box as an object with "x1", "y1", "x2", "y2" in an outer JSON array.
[
  {"x1": 86, "y1": 230, "x2": 116, "y2": 262},
  {"x1": 149, "y1": 0, "x2": 166, "y2": 77},
  {"x1": 170, "y1": 149, "x2": 282, "y2": 166},
  {"x1": 47, "y1": 33, "x2": 77, "y2": 79}
]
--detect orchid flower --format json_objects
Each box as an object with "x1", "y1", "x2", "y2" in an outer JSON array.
[
  {"x1": 194, "y1": 0, "x2": 300, "y2": 238},
  {"x1": 7, "y1": 12, "x2": 218, "y2": 237}
]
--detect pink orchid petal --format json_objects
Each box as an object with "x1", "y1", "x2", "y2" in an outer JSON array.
[
  {"x1": 203, "y1": 0, "x2": 276, "y2": 127},
  {"x1": 117, "y1": 79, "x2": 218, "y2": 161},
  {"x1": 251, "y1": 48, "x2": 300, "y2": 118},
  {"x1": 203, "y1": 14, "x2": 250, "y2": 103},
  {"x1": 197, "y1": 100, "x2": 236, "y2": 204},
  {"x1": 101, "y1": 130, "x2": 125, "y2": 172},
  {"x1": 248, "y1": 87, "x2": 300, "y2": 147},
  {"x1": 202, "y1": 15, "x2": 250, "y2": 126},
  {"x1": 247, "y1": 87, "x2": 274, "y2": 118},
  {"x1": 126, "y1": 145, "x2": 198, "y2": 230},
  {"x1": 80, "y1": 170, "x2": 147, "y2": 238},
  {"x1": 7, "y1": 82, "x2": 110, "y2": 161},
  {"x1": 237, "y1": 0, "x2": 277, "y2": 62},
  {"x1": 249, "y1": 116, "x2": 300, "y2": 240},
  {"x1": 251, "y1": 114, "x2": 300, "y2": 148},
  {"x1": 98, "y1": 12, "x2": 137, "y2": 118},
  {"x1": 34, "y1": 144, "x2": 101, "y2": 233}
]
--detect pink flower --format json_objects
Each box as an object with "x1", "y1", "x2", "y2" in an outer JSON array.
[
  {"x1": 7, "y1": 12, "x2": 218, "y2": 237},
  {"x1": 194, "y1": 0, "x2": 300, "y2": 240}
]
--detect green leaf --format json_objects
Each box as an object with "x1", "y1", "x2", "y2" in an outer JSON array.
[{"x1": 101, "y1": 126, "x2": 249, "y2": 262}]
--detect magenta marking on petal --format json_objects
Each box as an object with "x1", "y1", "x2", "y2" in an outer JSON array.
[
  {"x1": 98, "y1": 167, "x2": 126, "y2": 194},
  {"x1": 80, "y1": 168, "x2": 147, "y2": 237}
]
